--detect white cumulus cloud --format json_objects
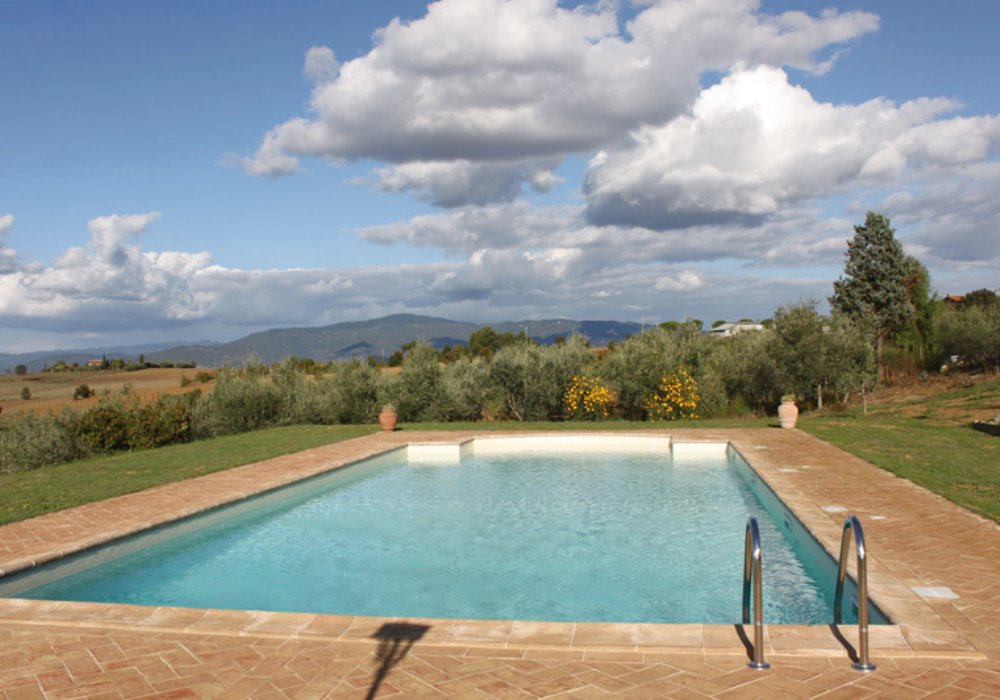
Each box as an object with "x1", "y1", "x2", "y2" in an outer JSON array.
[
  {"x1": 242, "y1": 0, "x2": 877, "y2": 206},
  {"x1": 0, "y1": 213, "x2": 215, "y2": 330},
  {"x1": 655, "y1": 270, "x2": 705, "y2": 293},
  {"x1": 303, "y1": 46, "x2": 340, "y2": 83},
  {"x1": 0, "y1": 208, "x2": 832, "y2": 338},
  {"x1": 375, "y1": 159, "x2": 562, "y2": 207},
  {"x1": 0, "y1": 214, "x2": 17, "y2": 273},
  {"x1": 584, "y1": 65, "x2": 1000, "y2": 230}
]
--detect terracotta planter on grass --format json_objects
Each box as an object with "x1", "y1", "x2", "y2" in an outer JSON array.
[
  {"x1": 379, "y1": 407, "x2": 398, "y2": 432},
  {"x1": 778, "y1": 397, "x2": 799, "y2": 429}
]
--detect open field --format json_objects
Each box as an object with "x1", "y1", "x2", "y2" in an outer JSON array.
[{"x1": 0, "y1": 368, "x2": 214, "y2": 416}]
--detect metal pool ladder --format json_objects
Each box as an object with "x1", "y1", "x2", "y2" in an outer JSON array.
[
  {"x1": 742, "y1": 517, "x2": 770, "y2": 669},
  {"x1": 834, "y1": 516, "x2": 876, "y2": 672}
]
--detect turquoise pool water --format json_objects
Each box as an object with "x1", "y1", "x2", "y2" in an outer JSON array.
[{"x1": 6, "y1": 442, "x2": 882, "y2": 624}]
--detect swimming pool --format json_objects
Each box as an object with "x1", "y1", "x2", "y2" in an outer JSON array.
[{"x1": 2, "y1": 436, "x2": 886, "y2": 625}]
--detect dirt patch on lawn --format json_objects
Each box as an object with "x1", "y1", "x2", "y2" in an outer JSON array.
[{"x1": 866, "y1": 372, "x2": 1000, "y2": 424}]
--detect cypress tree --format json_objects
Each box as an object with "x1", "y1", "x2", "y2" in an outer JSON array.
[{"x1": 830, "y1": 211, "x2": 913, "y2": 377}]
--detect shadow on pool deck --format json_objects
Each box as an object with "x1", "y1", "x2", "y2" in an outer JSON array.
[{"x1": 368, "y1": 622, "x2": 430, "y2": 699}]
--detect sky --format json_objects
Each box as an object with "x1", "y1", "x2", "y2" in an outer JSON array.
[{"x1": 1, "y1": 0, "x2": 999, "y2": 353}]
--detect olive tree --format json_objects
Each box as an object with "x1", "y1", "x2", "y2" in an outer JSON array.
[
  {"x1": 603, "y1": 329, "x2": 684, "y2": 419},
  {"x1": 938, "y1": 305, "x2": 1000, "y2": 374},
  {"x1": 704, "y1": 330, "x2": 780, "y2": 414},
  {"x1": 768, "y1": 302, "x2": 827, "y2": 405},
  {"x1": 394, "y1": 342, "x2": 446, "y2": 422},
  {"x1": 488, "y1": 335, "x2": 590, "y2": 421},
  {"x1": 327, "y1": 358, "x2": 380, "y2": 424}
]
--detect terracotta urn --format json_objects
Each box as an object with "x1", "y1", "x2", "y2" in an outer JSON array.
[
  {"x1": 778, "y1": 397, "x2": 798, "y2": 429},
  {"x1": 378, "y1": 406, "x2": 398, "y2": 432}
]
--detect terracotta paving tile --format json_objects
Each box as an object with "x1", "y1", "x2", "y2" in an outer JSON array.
[
  {"x1": 576, "y1": 660, "x2": 633, "y2": 678},
  {"x1": 242, "y1": 611, "x2": 316, "y2": 636},
  {"x1": 506, "y1": 673, "x2": 589, "y2": 697},
  {"x1": 447, "y1": 618, "x2": 514, "y2": 645},
  {"x1": 853, "y1": 674, "x2": 927, "y2": 700},
  {"x1": 509, "y1": 620, "x2": 575, "y2": 647},
  {"x1": 918, "y1": 688, "x2": 979, "y2": 700},
  {"x1": 523, "y1": 649, "x2": 586, "y2": 661},
  {"x1": 902, "y1": 668, "x2": 971, "y2": 692},
  {"x1": 572, "y1": 669, "x2": 635, "y2": 692},
  {"x1": 637, "y1": 622, "x2": 703, "y2": 649},
  {"x1": 185, "y1": 608, "x2": 259, "y2": 632},
  {"x1": 3, "y1": 687, "x2": 47, "y2": 700},
  {"x1": 953, "y1": 671, "x2": 1000, "y2": 696},
  {"x1": 571, "y1": 623, "x2": 637, "y2": 649},
  {"x1": 625, "y1": 678, "x2": 700, "y2": 699},
  {"x1": 812, "y1": 685, "x2": 876, "y2": 700}
]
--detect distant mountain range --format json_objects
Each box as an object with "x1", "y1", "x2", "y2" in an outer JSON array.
[{"x1": 1, "y1": 314, "x2": 645, "y2": 371}]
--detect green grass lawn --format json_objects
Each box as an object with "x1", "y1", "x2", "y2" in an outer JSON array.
[
  {"x1": 0, "y1": 424, "x2": 377, "y2": 526},
  {"x1": 1, "y1": 378, "x2": 997, "y2": 525}
]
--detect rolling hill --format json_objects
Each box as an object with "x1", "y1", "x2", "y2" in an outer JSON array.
[{"x1": 1, "y1": 314, "x2": 645, "y2": 370}]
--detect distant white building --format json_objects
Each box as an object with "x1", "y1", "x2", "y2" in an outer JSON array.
[{"x1": 707, "y1": 322, "x2": 764, "y2": 337}]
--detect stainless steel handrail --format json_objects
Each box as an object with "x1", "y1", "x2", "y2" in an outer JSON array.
[
  {"x1": 834, "y1": 516, "x2": 876, "y2": 672},
  {"x1": 742, "y1": 517, "x2": 770, "y2": 670}
]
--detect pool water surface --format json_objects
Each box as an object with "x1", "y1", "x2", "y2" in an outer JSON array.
[{"x1": 10, "y1": 440, "x2": 876, "y2": 624}]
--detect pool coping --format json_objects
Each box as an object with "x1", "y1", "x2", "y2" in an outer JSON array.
[{"x1": 0, "y1": 429, "x2": 995, "y2": 664}]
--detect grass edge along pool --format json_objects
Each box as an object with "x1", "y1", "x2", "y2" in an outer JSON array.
[{"x1": 0, "y1": 436, "x2": 889, "y2": 625}]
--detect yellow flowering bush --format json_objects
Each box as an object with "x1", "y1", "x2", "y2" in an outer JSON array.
[
  {"x1": 644, "y1": 368, "x2": 700, "y2": 420},
  {"x1": 562, "y1": 374, "x2": 615, "y2": 420}
]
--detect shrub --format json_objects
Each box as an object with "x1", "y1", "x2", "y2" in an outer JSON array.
[
  {"x1": 73, "y1": 398, "x2": 132, "y2": 452},
  {"x1": 604, "y1": 329, "x2": 687, "y2": 419},
  {"x1": 0, "y1": 411, "x2": 79, "y2": 474},
  {"x1": 439, "y1": 358, "x2": 492, "y2": 421},
  {"x1": 562, "y1": 374, "x2": 615, "y2": 420},
  {"x1": 706, "y1": 331, "x2": 780, "y2": 414},
  {"x1": 128, "y1": 393, "x2": 199, "y2": 450},
  {"x1": 488, "y1": 335, "x2": 590, "y2": 421},
  {"x1": 270, "y1": 358, "x2": 325, "y2": 425},
  {"x1": 73, "y1": 384, "x2": 94, "y2": 400},
  {"x1": 20, "y1": 387, "x2": 31, "y2": 400},
  {"x1": 328, "y1": 359, "x2": 379, "y2": 424},
  {"x1": 395, "y1": 343, "x2": 446, "y2": 422},
  {"x1": 193, "y1": 368, "x2": 283, "y2": 436},
  {"x1": 644, "y1": 368, "x2": 700, "y2": 420},
  {"x1": 822, "y1": 314, "x2": 878, "y2": 406},
  {"x1": 768, "y1": 302, "x2": 827, "y2": 403},
  {"x1": 937, "y1": 304, "x2": 1000, "y2": 373}
]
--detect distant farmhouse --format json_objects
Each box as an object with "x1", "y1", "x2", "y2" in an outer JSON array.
[
  {"x1": 707, "y1": 322, "x2": 764, "y2": 337},
  {"x1": 943, "y1": 289, "x2": 1000, "y2": 307}
]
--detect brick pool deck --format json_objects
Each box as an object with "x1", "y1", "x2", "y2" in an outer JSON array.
[{"x1": 2, "y1": 429, "x2": 1000, "y2": 699}]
